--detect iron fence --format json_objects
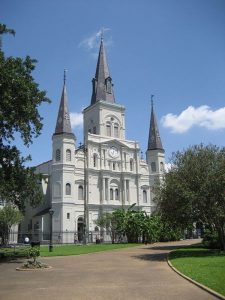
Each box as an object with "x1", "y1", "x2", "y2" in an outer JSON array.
[{"x1": 2, "y1": 230, "x2": 126, "y2": 245}]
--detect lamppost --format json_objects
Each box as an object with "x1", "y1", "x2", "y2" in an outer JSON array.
[
  {"x1": 49, "y1": 208, "x2": 54, "y2": 252},
  {"x1": 83, "y1": 142, "x2": 88, "y2": 245}
]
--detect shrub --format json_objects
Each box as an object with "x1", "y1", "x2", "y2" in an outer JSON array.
[
  {"x1": 27, "y1": 246, "x2": 40, "y2": 264},
  {"x1": 202, "y1": 229, "x2": 220, "y2": 249}
]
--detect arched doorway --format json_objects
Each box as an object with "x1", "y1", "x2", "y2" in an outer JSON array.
[{"x1": 77, "y1": 217, "x2": 84, "y2": 242}]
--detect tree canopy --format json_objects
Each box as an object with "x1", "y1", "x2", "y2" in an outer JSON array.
[
  {"x1": 95, "y1": 205, "x2": 182, "y2": 244},
  {"x1": 0, "y1": 24, "x2": 50, "y2": 210},
  {"x1": 0, "y1": 205, "x2": 23, "y2": 245},
  {"x1": 156, "y1": 144, "x2": 225, "y2": 250}
]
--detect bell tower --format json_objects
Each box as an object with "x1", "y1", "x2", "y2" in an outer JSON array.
[
  {"x1": 83, "y1": 37, "x2": 125, "y2": 141},
  {"x1": 51, "y1": 71, "x2": 76, "y2": 240}
]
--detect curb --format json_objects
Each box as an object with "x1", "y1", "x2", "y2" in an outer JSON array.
[
  {"x1": 16, "y1": 266, "x2": 52, "y2": 271},
  {"x1": 167, "y1": 258, "x2": 225, "y2": 300}
]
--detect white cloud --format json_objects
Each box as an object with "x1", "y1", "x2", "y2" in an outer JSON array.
[
  {"x1": 79, "y1": 30, "x2": 102, "y2": 50},
  {"x1": 70, "y1": 112, "x2": 83, "y2": 129},
  {"x1": 161, "y1": 105, "x2": 225, "y2": 133},
  {"x1": 79, "y1": 28, "x2": 112, "y2": 54},
  {"x1": 164, "y1": 163, "x2": 172, "y2": 172}
]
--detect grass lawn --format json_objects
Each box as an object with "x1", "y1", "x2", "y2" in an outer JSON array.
[
  {"x1": 169, "y1": 247, "x2": 225, "y2": 296},
  {"x1": 40, "y1": 243, "x2": 140, "y2": 257},
  {"x1": 0, "y1": 243, "x2": 140, "y2": 259}
]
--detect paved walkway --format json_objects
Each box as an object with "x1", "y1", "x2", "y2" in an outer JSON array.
[{"x1": 0, "y1": 239, "x2": 218, "y2": 300}]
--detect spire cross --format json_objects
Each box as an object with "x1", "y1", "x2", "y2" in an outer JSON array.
[
  {"x1": 151, "y1": 95, "x2": 154, "y2": 107},
  {"x1": 63, "y1": 69, "x2": 67, "y2": 85}
]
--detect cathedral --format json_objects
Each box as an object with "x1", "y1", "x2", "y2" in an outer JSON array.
[{"x1": 21, "y1": 38, "x2": 165, "y2": 243}]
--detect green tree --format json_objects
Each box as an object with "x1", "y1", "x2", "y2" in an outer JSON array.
[
  {"x1": 0, "y1": 205, "x2": 23, "y2": 245},
  {"x1": 0, "y1": 24, "x2": 15, "y2": 49},
  {"x1": 95, "y1": 205, "x2": 143, "y2": 243},
  {"x1": 156, "y1": 144, "x2": 225, "y2": 250},
  {"x1": 95, "y1": 213, "x2": 118, "y2": 243},
  {"x1": 0, "y1": 24, "x2": 50, "y2": 210},
  {"x1": 112, "y1": 205, "x2": 150, "y2": 243},
  {"x1": 95, "y1": 207, "x2": 182, "y2": 244}
]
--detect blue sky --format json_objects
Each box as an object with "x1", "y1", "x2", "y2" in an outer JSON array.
[{"x1": 1, "y1": 0, "x2": 225, "y2": 166}]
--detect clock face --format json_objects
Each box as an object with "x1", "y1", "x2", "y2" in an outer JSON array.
[{"x1": 109, "y1": 146, "x2": 119, "y2": 158}]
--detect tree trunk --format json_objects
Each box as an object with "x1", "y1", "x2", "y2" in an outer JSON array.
[
  {"x1": 111, "y1": 231, "x2": 115, "y2": 244},
  {"x1": 217, "y1": 223, "x2": 225, "y2": 251},
  {"x1": 1, "y1": 225, "x2": 10, "y2": 246}
]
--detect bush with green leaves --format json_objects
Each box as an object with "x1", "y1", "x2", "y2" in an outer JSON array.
[
  {"x1": 95, "y1": 205, "x2": 182, "y2": 244},
  {"x1": 27, "y1": 246, "x2": 40, "y2": 264},
  {"x1": 202, "y1": 229, "x2": 221, "y2": 249}
]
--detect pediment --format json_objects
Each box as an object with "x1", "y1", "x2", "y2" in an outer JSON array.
[{"x1": 100, "y1": 138, "x2": 139, "y2": 150}]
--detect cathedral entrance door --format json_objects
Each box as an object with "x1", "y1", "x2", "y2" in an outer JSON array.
[{"x1": 77, "y1": 217, "x2": 84, "y2": 242}]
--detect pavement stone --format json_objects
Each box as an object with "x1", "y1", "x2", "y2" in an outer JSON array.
[{"x1": 0, "y1": 239, "x2": 218, "y2": 300}]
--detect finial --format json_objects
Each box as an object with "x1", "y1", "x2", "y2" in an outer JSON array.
[
  {"x1": 63, "y1": 69, "x2": 67, "y2": 85},
  {"x1": 151, "y1": 95, "x2": 154, "y2": 107}
]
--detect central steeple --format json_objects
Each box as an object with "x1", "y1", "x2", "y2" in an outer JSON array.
[
  {"x1": 91, "y1": 37, "x2": 115, "y2": 105},
  {"x1": 148, "y1": 97, "x2": 164, "y2": 151}
]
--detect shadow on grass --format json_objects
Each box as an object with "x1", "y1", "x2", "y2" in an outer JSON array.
[
  {"x1": 132, "y1": 242, "x2": 225, "y2": 262},
  {"x1": 170, "y1": 248, "x2": 225, "y2": 260},
  {"x1": 132, "y1": 244, "x2": 187, "y2": 262},
  {"x1": 133, "y1": 244, "x2": 187, "y2": 261},
  {"x1": 0, "y1": 248, "x2": 28, "y2": 264},
  {"x1": 0, "y1": 257, "x2": 25, "y2": 264}
]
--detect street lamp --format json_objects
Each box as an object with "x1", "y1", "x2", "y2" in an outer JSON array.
[
  {"x1": 49, "y1": 208, "x2": 54, "y2": 252},
  {"x1": 83, "y1": 142, "x2": 88, "y2": 245}
]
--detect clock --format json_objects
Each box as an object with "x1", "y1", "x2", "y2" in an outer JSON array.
[{"x1": 109, "y1": 146, "x2": 119, "y2": 158}]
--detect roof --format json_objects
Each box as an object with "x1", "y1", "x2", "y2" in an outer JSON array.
[
  {"x1": 148, "y1": 103, "x2": 164, "y2": 151},
  {"x1": 34, "y1": 207, "x2": 51, "y2": 217},
  {"x1": 91, "y1": 39, "x2": 115, "y2": 105},
  {"x1": 54, "y1": 73, "x2": 74, "y2": 136}
]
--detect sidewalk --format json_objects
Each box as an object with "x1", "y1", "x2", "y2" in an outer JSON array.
[{"x1": 0, "y1": 239, "x2": 218, "y2": 300}]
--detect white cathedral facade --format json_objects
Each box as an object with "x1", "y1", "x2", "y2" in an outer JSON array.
[{"x1": 21, "y1": 39, "x2": 165, "y2": 243}]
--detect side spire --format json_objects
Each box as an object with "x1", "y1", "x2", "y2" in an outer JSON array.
[
  {"x1": 148, "y1": 95, "x2": 164, "y2": 151},
  {"x1": 54, "y1": 70, "x2": 73, "y2": 135},
  {"x1": 91, "y1": 38, "x2": 115, "y2": 105}
]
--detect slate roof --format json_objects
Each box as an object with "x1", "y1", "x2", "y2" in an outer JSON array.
[
  {"x1": 91, "y1": 39, "x2": 115, "y2": 105},
  {"x1": 148, "y1": 103, "x2": 164, "y2": 151},
  {"x1": 54, "y1": 76, "x2": 73, "y2": 135}
]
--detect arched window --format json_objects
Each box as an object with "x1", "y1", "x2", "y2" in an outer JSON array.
[
  {"x1": 56, "y1": 149, "x2": 61, "y2": 161},
  {"x1": 66, "y1": 149, "x2": 71, "y2": 161},
  {"x1": 105, "y1": 77, "x2": 112, "y2": 94},
  {"x1": 110, "y1": 188, "x2": 114, "y2": 200},
  {"x1": 160, "y1": 162, "x2": 164, "y2": 172},
  {"x1": 151, "y1": 162, "x2": 156, "y2": 172},
  {"x1": 93, "y1": 154, "x2": 98, "y2": 168},
  {"x1": 112, "y1": 162, "x2": 116, "y2": 170},
  {"x1": 130, "y1": 159, "x2": 134, "y2": 171},
  {"x1": 106, "y1": 122, "x2": 111, "y2": 136},
  {"x1": 93, "y1": 126, "x2": 97, "y2": 134},
  {"x1": 114, "y1": 123, "x2": 119, "y2": 138},
  {"x1": 66, "y1": 183, "x2": 71, "y2": 195},
  {"x1": 94, "y1": 226, "x2": 99, "y2": 232},
  {"x1": 143, "y1": 190, "x2": 147, "y2": 203},
  {"x1": 115, "y1": 188, "x2": 119, "y2": 200},
  {"x1": 78, "y1": 185, "x2": 84, "y2": 200}
]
